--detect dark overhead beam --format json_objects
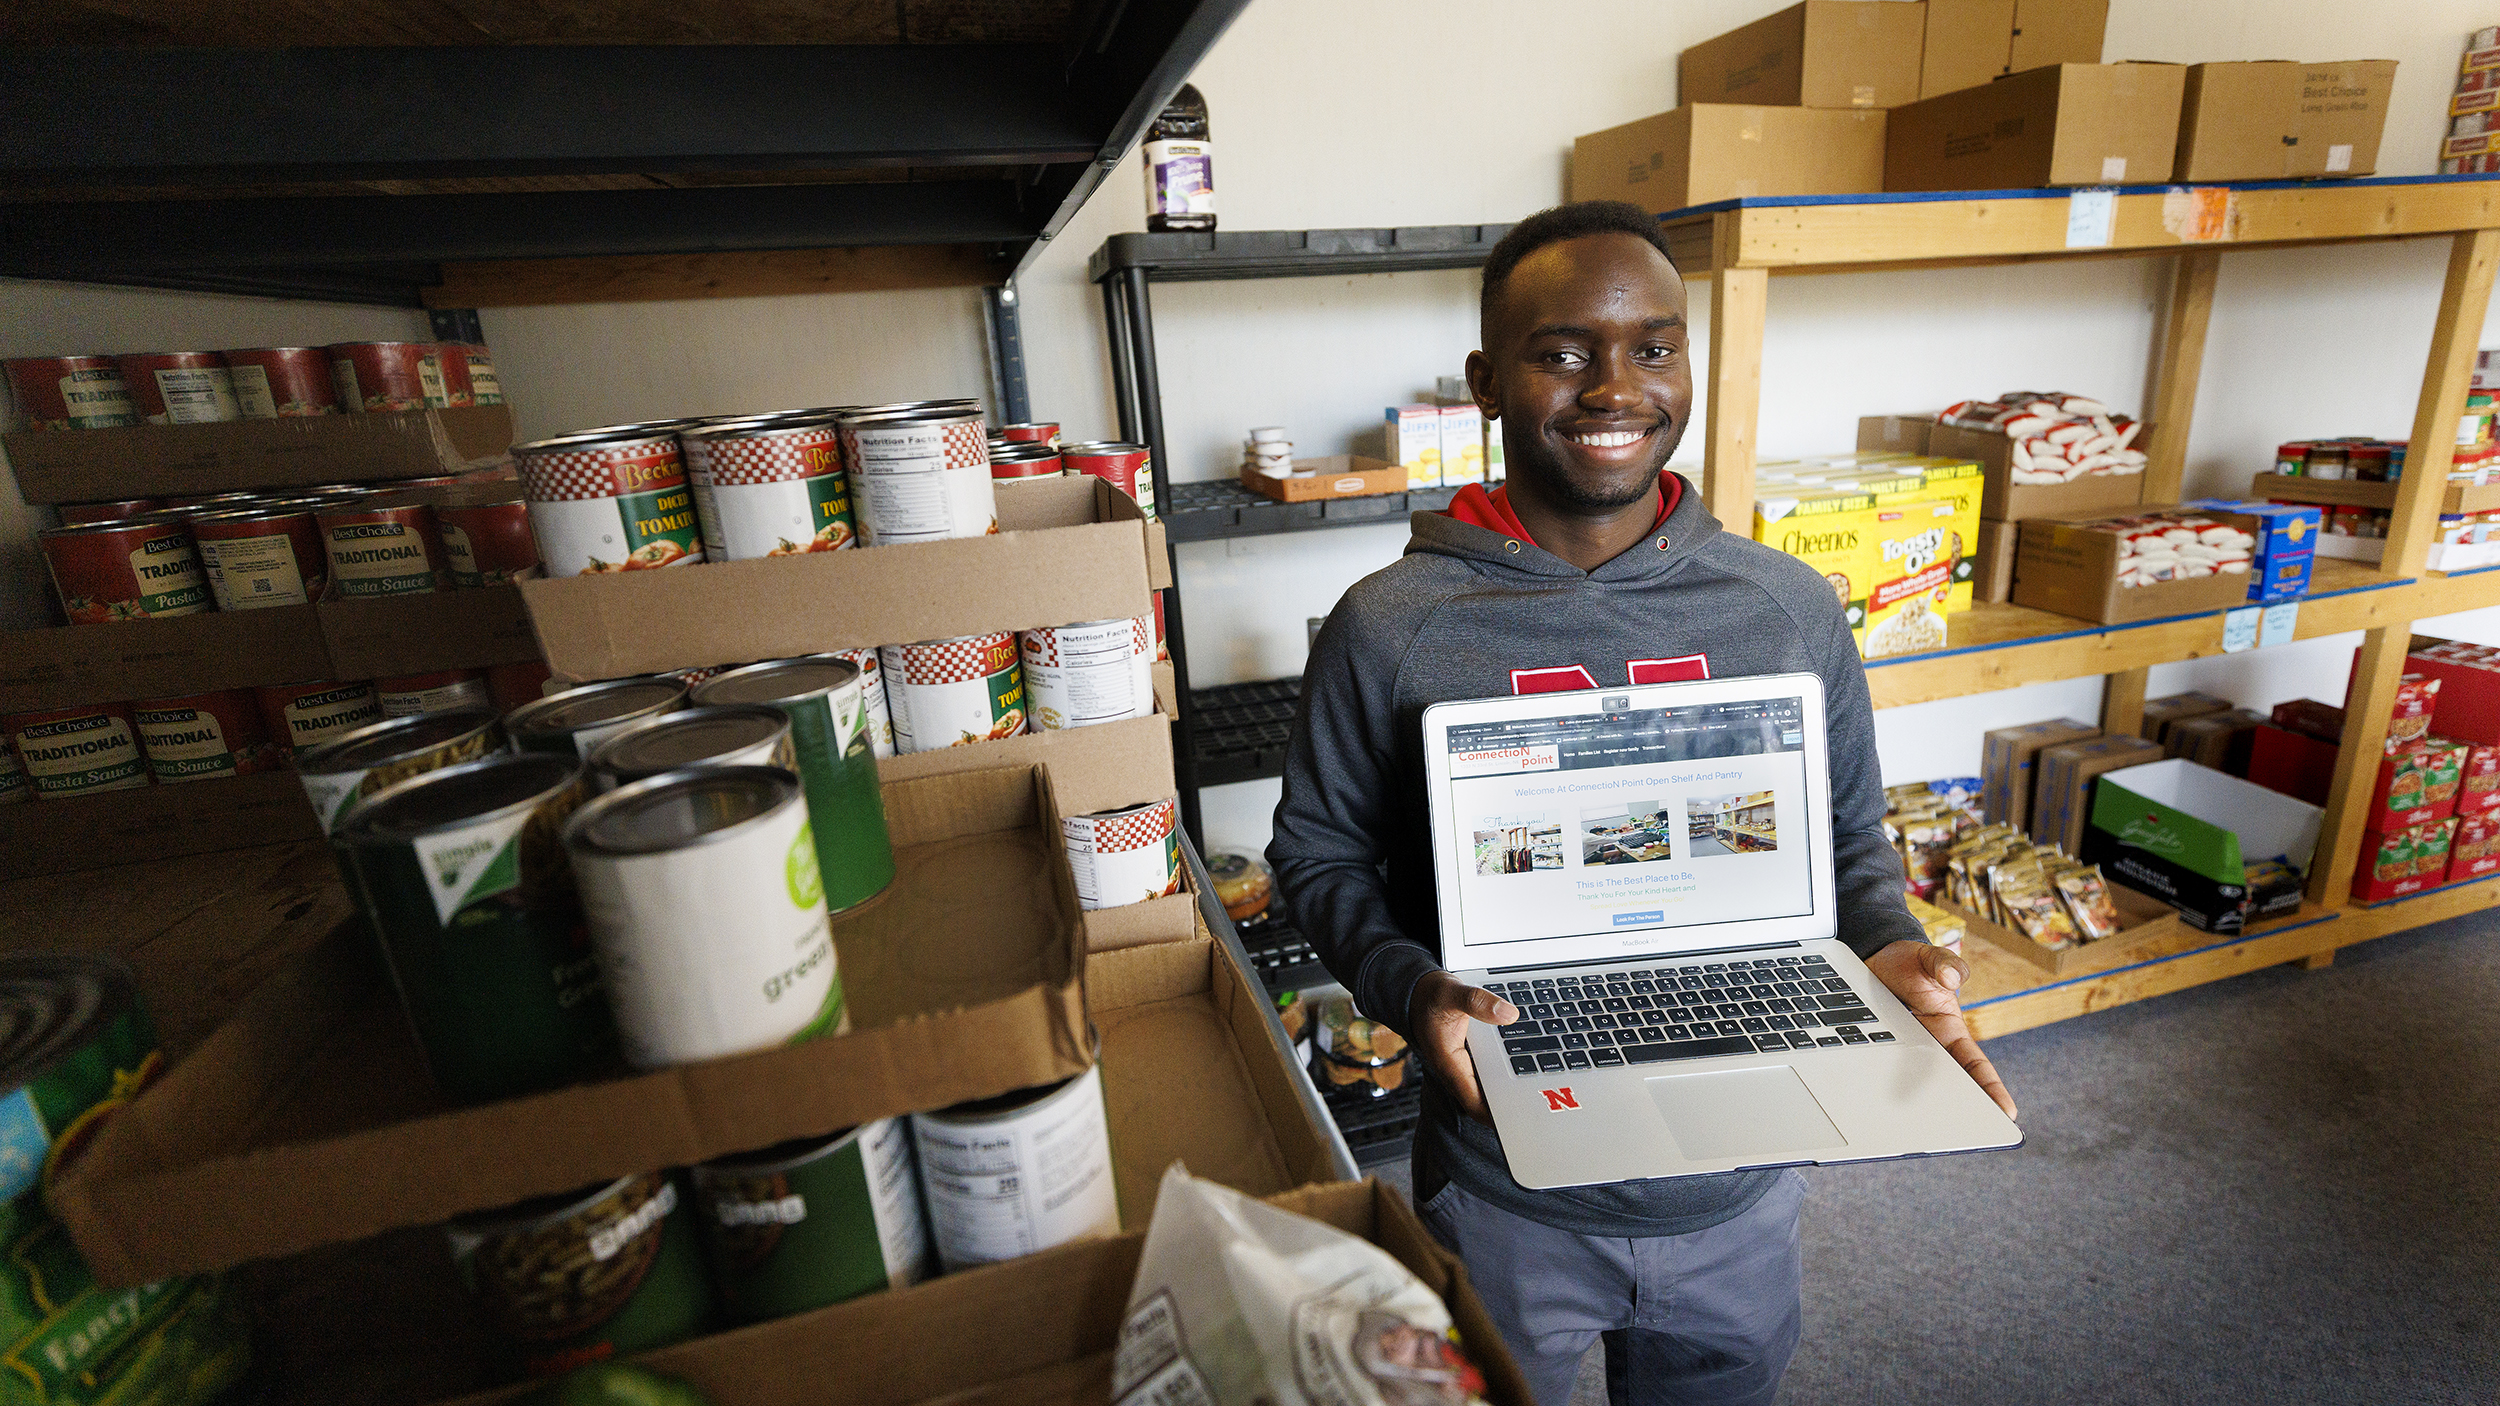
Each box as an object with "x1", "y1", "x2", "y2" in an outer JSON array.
[
  {"x1": 0, "y1": 45, "x2": 1099, "y2": 185},
  {"x1": 0, "y1": 266, "x2": 435, "y2": 308}
]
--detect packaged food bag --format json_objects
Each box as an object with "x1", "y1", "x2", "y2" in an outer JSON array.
[{"x1": 1113, "y1": 1164, "x2": 1492, "y2": 1406}]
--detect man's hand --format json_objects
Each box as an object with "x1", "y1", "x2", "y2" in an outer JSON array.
[
  {"x1": 1864, "y1": 940, "x2": 2017, "y2": 1120},
  {"x1": 1408, "y1": 970, "x2": 1519, "y2": 1125}
]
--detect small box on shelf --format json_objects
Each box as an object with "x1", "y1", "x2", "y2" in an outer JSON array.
[
  {"x1": 2173, "y1": 60, "x2": 2398, "y2": 181},
  {"x1": 1568, "y1": 105, "x2": 1886, "y2": 216},
  {"x1": 2079, "y1": 759, "x2": 2321, "y2": 933},
  {"x1": 1678, "y1": 1, "x2": 1927, "y2": 110},
  {"x1": 1237, "y1": 454, "x2": 1405, "y2": 503},
  {"x1": 2012, "y1": 505, "x2": 2262, "y2": 625}
]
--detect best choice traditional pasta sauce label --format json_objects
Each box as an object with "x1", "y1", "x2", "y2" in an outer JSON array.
[
  {"x1": 57, "y1": 367, "x2": 138, "y2": 428},
  {"x1": 199, "y1": 530, "x2": 310, "y2": 608},
  {"x1": 127, "y1": 535, "x2": 210, "y2": 615},
  {"x1": 326, "y1": 521, "x2": 438, "y2": 597},
  {"x1": 14, "y1": 714, "x2": 146, "y2": 794},
  {"x1": 133, "y1": 704, "x2": 238, "y2": 779},
  {"x1": 280, "y1": 685, "x2": 383, "y2": 753}
]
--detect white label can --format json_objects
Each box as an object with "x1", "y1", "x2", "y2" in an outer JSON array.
[
  {"x1": 513, "y1": 430, "x2": 706, "y2": 576},
  {"x1": 834, "y1": 648, "x2": 895, "y2": 760},
  {"x1": 1020, "y1": 616, "x2": 1153, "y2": 731},
  {"x1": 1061, "y1": 797, "x2": 1181, "y2": 910},
  {"x1": 877, "y1": 633, "x2": 1025, "y2": 754},
  {"x1": 565, "y1": 766, "x2": 847, "y2": 1069},
  {"x1": 840, "y1": 411, "x2": 998, "y2": 545},
  {"x1": 682, "y1": 417, "x2": 857, "y2": 560},
  {"x1": 910, "y1": 1063, "x2": 1118, "y2": 1271}
]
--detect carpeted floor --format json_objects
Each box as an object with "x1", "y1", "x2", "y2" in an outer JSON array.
[{"x1": 1377, "y1": 911, "x2": 2500, "y2": 1405}]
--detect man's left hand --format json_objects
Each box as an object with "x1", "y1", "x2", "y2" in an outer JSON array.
[{"x1": 1864, "y1": 940, "x2": 2017, "y2": 1120}]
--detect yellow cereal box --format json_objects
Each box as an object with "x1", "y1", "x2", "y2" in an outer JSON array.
[
  {"x1": 1862, "y1": 497, "x2": 1961, "y2": 658},
  {"x1": 1755, "y1": 485, "x2": 1874, "y2": 648}
]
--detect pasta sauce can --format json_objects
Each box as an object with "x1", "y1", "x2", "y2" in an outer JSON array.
[
  {"x1": 4, "y1": 355, "x2": 138, "y2": 429},
  {"x1": 317, "y1": 503, "x2": 447, "y2": 598},
  {"x1": 877, "y1": 633, "x2": 1026, "y2": 753},
  {"x1": 1060, "y1": 798, "x2": 1182, "y2": 909},
  {"x1": 692, "y1": 657, "x2": 896, "y2": 913},
  {"x1": 55, "y1": 499, "x2": 163, "y2": 525},
  {"x1": 513, "y1": 428, "x2": 705, "y2": 575},
  {"x1": 4, "y1": 704, "x2": 149, "y2": 798},
  {"x1": 40, "y1": 519, "x2": 211, "y2": 622},
  {"x1": 1020, "y1": 616, "x2": 1153, "y2": 730},
  {"x1": 1061, "y1": 440, "x2": 1157, "y2": 519},
  {"x1": 377, "y1": 667, "x2": 494, "y2": 717},
  {"x1": 434, "y1": 343, "x2": 475, "y2": 408},
  {"x1": 838, "y1": 404, "x2": 998, "y2": 544},
  {"x1": 692, "y1": 1119, "x2": 931, "y2": 1323},
  {"x1": 448, "y1": 1172, "x2": 715, "y2": 1379},
  {"x1": 255, "y1": 679, "x2": 384, "y2": 761},
  {"x1": 132, "y1": 689, "x2": 282, "y2": 784},
  {"x1": 681, "y1": 412, "x2": 856, "y2": 559},
  {"x1": 190, "y1": 505, "x2": 326, "y2": 608},
  {"x1": 461, "y1": 345, "x2": 505, "y2": 406},
  {"x1": 329, "y1": 341, "x2": 447, "y2": 412},
  {"x1": 294, "y1": 708, "x2": 505, "y2": 834},
  {"x1": 435, "y1": 500, "x2": 541, "y2": 587},
  {"x1": 218, "y1": 346, "x2": 340, "y2": 417},
  {"x1": 116, "y1": 351, "x2": 239, "y2": 424},
  {"x1": 910, "y1": 1063, "x2": 1119, "y2": 1272}
]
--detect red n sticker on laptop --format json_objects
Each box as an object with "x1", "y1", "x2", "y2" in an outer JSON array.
[{"x1": 1541, "y1": 1088, "x2": 1580, "y2": 1111}]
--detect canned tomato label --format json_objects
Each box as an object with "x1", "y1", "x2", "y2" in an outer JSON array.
[
  {"x1": 5, "y1": 705, "x2": 148, "y2": 798},
  {"x1": 1021, "y1": 616, "x2": 1153, "y2": 731},
  {"x1": 318, "y1": 504, "x2": 447, "y2": 598},
  {"x1": 133, "y1": 689, "x2": 282, "y2": 784},
  {"x1": 4, "y1": 355, "x2": 138, "y2": 430},
  {"x1": 682, "y1": 415, "x2": 856, "y2": 560},
  {"x1": 839, "y1": 406, "x2": 999, "y2": 544},
  {"x1": 117, "y1": 352, "x2": 239, "y2": 424},
  {"x1": 0, "y1": 955, "x2": 255, "y2": 1405},
  {"x1": 437, "y1": 501, "x2": 542, "y2": 587},
  {"x1": 588, "y1": 705, "x2": 793, "y2": 792},
  {"x1": 693, "y1": 658, "x2": 897, "y2": 913},
  {"x1": 1063, "y1": 441, "x2": 1157, "y2": 519},
  {"x1": 508, "y1": 678, "x2": 687, "y2": 759},
  {"x1": 254, "y1": 679, "x2": 384, "y2": 760},
  {"x1": 220, "y1": 346, "x2": 340, "y2": 417},
  {"x1": 834, "y1": 647, "x2": 894, "y2": 759},
  {"x1": 0, "y1": 751, "x2": 25, "y2": 806},
  {"x1": 514, "y1": 430, "x2": 706, "y2": 575},
  {"x1": 330, "y1": 341, "x2": 447, "y2": 413},
  {"x1": 997, "y1": 421, "x2": 1059, "y2": 445},
  {"x1": 911, "y1": 1063, "x2": 1118, "y2": 1272},
  {"x1": 378, "y1": 668, "x2": 493, "y2": 718},
  {"x1": 989, "y1": 443, "x2": 1064, "y2": 480},
  {"x1": 463, "y1": 346, "x2": 505, "y2": 406},
  {"x1": 1062, "y1": 798, "x2": 1181, "y2": 910},
  {"x1": 878, "y1": 633, "x2": 1026, "y2": 754},
  {"x1": 566, "y1": 766, "x2": 847, "y2": 1069},
  {"x1": 434, "y1": 342, "x2": 474, "y2": 409},
  {"x1": 192, "y1": 507, "x2": 325, "y2": 608},
  {"x1": 337, "y1": 754, "x2": 616, "y2": 1101},
  {"x1": 296, "y1": 708, "x2": 504, "y2": 833},
  {"x1": 693, "y1": 1118, "x2": 931, "y2": 1323},
  {"x1": 40, "y1": 519, "x2": 210, "y2": 622},
  {"x1": 448, "y1": 1172, "x2": 716, "y2": 1379}
]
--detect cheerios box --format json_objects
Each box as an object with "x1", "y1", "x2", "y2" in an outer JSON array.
[{"x1": 1754, "y1": 485, "x2": 1875, "y2": 648}]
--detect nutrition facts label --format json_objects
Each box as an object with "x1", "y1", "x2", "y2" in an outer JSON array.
[
  {"x1": 912, "y1": 1066, "x2": 1117, "y2": 1271},
  {"x1": 199, "y1": 531, "x2": 309, "y2": 608}
]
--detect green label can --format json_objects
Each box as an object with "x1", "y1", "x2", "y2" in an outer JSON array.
[
  {"x1": 692, "y1": 1117, "x2": 930, "y2": 1324},
  {"x1": 449, "y1": 1172, "x2": 717, "y2": 1378},
  {"x1": 0, "y1": 954, "x2": 253, "y2": 1405},
  {"x1": 508, "y1": 678, "x2": 688, "y2": 761},
  {"x1": 335, "y1": 754, "x2": 618, "y2": 1103},
  {"x1": 294, "y1": 707, "x2": 506, "y2": 834},
  {"x1": 692, "y1": 657, "x2": 897, "y2": 914},
  {"x1": 586, "y1": 705, "x2": 794, "y2": 793}
]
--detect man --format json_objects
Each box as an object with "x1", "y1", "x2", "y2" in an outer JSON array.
[{"x1": 1267, "y1": 201, "x2": 2018, "y2": 1406}]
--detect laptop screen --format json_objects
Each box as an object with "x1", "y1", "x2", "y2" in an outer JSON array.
[{"x1": 1436, "y1": 690, "x2": 1822, "y2": 952}]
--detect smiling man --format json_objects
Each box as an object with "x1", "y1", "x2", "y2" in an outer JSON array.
[{"x1": 1268, "y1": 202, "x2": 2015, "y2": 1406}]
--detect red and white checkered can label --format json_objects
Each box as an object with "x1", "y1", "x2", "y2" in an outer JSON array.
[
  {"x1": 1060, "y1": 797, "x2": 1180, "y2": 910},
  {"x1": 686, "y1": 422, "x2": 839, "y2": 487},
  {"x1": 840, "y1": 412, "x2": 997, "y2": 544},
  {"x1": 515, "y1": 435, "x2": 684, "y2": 502},
  {"x1": 1020, "y1": 616, "x2": 1152, "y2": 730},
  {"x1": 877, "y1": 632, "x2": 1024, "y2": 753}
]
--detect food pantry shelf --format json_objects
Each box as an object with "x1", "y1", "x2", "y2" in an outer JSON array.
[
  {"x1": 1165, "y1": 478, "x2": 1458, "y2": 543},
  {"x1": 1191, "y1": 676, "x2": 1302, "y2": 786},
  {"x1": 2247, "y1": 471, "x2": 2500, "y2": 515}
]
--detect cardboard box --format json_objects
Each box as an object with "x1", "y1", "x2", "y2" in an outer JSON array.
[
  {"x1": 2035, "y1": 733, "x2": 2164, "y2": 857},
  {"x1": 1974, "y1": 517, "x2": 2018, "y2": 601},
  {"x1": 55, "y1": 764, "x2": 1092, "y2": 1287},
  {"x1": 2367, "y1": 738, "x2": 2466, "y2": 832},
  {"x1": 1939, "y1": 881, "x2": 2178, "y2": 976},
  {"x1": 2245, "y1": 721, "x2": 2337, "y2": 805},
  {"x1": 1918, "y1": 0, "x2": 2109, "y2": 99},
  {"x1": 2081, "y1": 758, "x2": 2323, "y2": 933},
  {"x1": 1979, "y1": 717, "x2": 2099, "y2": 827},
  {"x1": 1568, "y1": 104, "x2": 1887, "y2": 216},
  {"x1": 2184, "y1": 498, "x2": 2321, "y2": 603},
  {"x1": 1386, "y1": 405, "x2": 1441, "y2": 489},
  {"x1": 1884, "y1": 63, "x2": 2187, "y2": 190},
  {"x1": 2352, "y1": 817, "x2": 2459, "y2": 903},
  {"x1": 2139, "y1": 690, "x2": 2231, "y2": 745},
  {"x1": 522, "y1": 476, "x2": 1167, "y2": 683},
  {"x1": 2012, "y1": 507, "x2": 2261, "y2": 625},
  {"x1": 1, "y1": 406, "x2": 515, "y2": 504},
  {"x1": 2173, "y1": 60, "x2": 2399, "y2": 181},
  {"x1": 1927, "y1": 422, "x2": 2146, "y2": 521},
  {"x1": 1441, "y1": 404, "x2": 1486, "y2": 486},
  {"x1": 1856, "y1": 414, "x2": 1934, "y2": 455},
  {"x1": 2396, "y1": 640, "x2": 2500, "y2": 746},
  {"x1": 2164, "y1": 707, "x2": 2266, "y2": 774},
  {"x1": 1238, "y1": 454, "x2": 1405, "y2": 504},
  {"x1": 0, "y1": 770, "x2": 322, "y2": 880},
  {"x1": 2448, "y1": 810, "x2": 2500, "y2": 884},
  {"x1": 1678, "y1": 0, "x2": 1928, "y2": 110}
]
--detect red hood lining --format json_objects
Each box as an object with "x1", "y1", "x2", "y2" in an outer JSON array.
[{"x1": 1443, "y1": 475, "x2": 1681, "y2": 548}]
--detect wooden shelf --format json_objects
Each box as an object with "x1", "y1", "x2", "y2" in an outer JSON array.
[{"x1": 2248, "y1": 471, "x2": 2500, "y2": 516}]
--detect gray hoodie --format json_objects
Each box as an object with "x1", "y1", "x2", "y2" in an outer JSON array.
[{"x1": 1268, "y1": 474, "x2": 1924, "y2": 1238}]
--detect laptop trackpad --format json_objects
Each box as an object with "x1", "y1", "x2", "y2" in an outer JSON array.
[{"x1": 1648, "y1": 1067, "x2": 1845, "y2": 1162}]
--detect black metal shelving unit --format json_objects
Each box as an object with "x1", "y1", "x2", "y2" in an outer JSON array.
[
  {"x1": 1232, "y1": 911, "x2": 1422, "y2": 1168},
  {"x1": 1091, "y1": 223, "x2": 1513, "y2": 840}
]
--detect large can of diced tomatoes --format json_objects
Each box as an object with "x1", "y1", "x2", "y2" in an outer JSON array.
[
  {"x1": 316, "y1": 503, "x2": 447, "y2": 598},
  {"x1": 116, "y1": 351, "x2": 239, "y2": 424},
  {"x1": 837, "y1": 403, "x2": 998, "y2": 545},
  {"x1": 4, "y1": 703, "x2": 150, "y2": 799},
  {"x1": 435, "y1": 500, "x2": 542, "y2": 588},
  {"x1": 329, "y1": 341, "x2": 448, "y2": 412},
  {"x1": 681, "y1": 413, "x2": 856, "y2": 560},
  {"x1": 254, "y1": 679, "x2": 384, "y2": 761},
  {"x1": 39, "y1": 519, "x2": 211, "y2": 623},
  {"x1": 513, "y1": 428, "x2": 706, "y2": 576},
  {"x1": 377, "y1": 668, "x2": 494, "y2": 718},
  {"x1": 4, "y1": 355, "x2": 138, "y2": 429},
  {"x1": 191, "y1": 505, "x2": 327, "y2": 609},
  {"x1": 1020, "y1": 616, "x2": 1154, "y2": 731},
  {"x1": 219, "y1": 346, "x2": 341, "y2": 418},
  {"x1": 876, "y1": 632, "x2": 1026, "y2": 754},
  {"x1": 132, "y1": 689, "x2": 283, "y2": 784}
]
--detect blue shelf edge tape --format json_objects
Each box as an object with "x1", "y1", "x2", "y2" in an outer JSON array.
[
  {"x1": 1864, "y1": 570, "x2": 2418, "y2": 672},
  {"x1": 1654, "y1": 172, "x2": 2500, "y2": 223}
]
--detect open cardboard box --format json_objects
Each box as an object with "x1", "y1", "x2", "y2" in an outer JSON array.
[
  {"x1": 2, "y1": 406, "x2": 515, "y2": 503},
  {"x1": 1926, "y1": 422, "x2": 2148, "y2": 522},
  {"x1": 523, "y1": 477, "x2": 1170, "y2": 682},
  {"x1": 0, "y1": 771, "x2": 324, "y2": 880},
  {"x1": 54, "y1": 764, "x2": 1092, "y2": 1288},
  {"x1": 2079, "y1": 758, "x2": 2320, "y2": 933},
  {"x1": 1938, "y1": 883, "x2": 2181, "y2": 976},
  {"x1": 1238, "y1": 453, "x2": 1405, "y2": 503},
  {"x1": 2013, "y1": 505, "x2": 2261, "y2": 625}
]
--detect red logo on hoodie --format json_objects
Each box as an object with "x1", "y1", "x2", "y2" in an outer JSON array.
[{"x1": 1509, "y1": 656, "x2": 1709, "y2": 694}]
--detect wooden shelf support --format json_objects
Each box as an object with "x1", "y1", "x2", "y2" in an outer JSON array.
[
  {"x1": 2385, "y1": 228, "x2": 2500, "y2": 574},
  {"x1": 2141, "y1": 248, "x2": 2221, "y2": 498},
  {"x1": 1703, "y1": 212, "x2": 1768, "y2": 534}
]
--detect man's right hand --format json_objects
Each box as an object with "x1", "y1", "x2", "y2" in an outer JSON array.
[{"x1": 1408, "y1": 970, "x2": 1519, "y2": 1125}]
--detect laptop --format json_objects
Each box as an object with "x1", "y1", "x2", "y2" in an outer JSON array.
[{"x1": 1420, "y1": 673, "x2": 2022, "y2": 1189}]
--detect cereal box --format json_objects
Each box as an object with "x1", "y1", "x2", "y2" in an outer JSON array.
[
  {"x1": 1861, "y1": 498, "x2": 1961, "y2": 659},
  {"x1": 1386, "y1": 405, "x2": 1441, "y2": 489},
  {"x1": 1438, "y1": 403, "x2": 1485, "y2": 487},
  {"x1": 1755, "y1": 485, "x2": 1875, "y2": 648},
  {"x1": 2450, "y1": 811, "x2": 2500, "y2": 883},
  {"x1": 2458, "y1": 742, "x2": 2500, "y2": 816}
]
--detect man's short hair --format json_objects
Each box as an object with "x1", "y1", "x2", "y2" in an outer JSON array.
[{"x1": 1480, "y1": 201, "x2": 1679, "y2": 329}]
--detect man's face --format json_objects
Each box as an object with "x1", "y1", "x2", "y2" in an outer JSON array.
[{"x1": 1468, "y1": 232, "x2": 1694, "y2": 512}]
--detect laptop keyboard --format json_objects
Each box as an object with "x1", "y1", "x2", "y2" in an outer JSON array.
[{"x1": 1483, "y1": 953, "x2": 1896, "y2": 1077}]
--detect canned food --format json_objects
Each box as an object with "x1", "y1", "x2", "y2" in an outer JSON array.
[
  {"x1": 218, "y1": 346, "x2": 341, "y2": 417},
  {"x1": 4, "y1": 703, "x2": 149, "y2": 798},
  {"x1": 54, "y1": 498, "x2": 163, "y2": 525},
  {"x1": 132, "y1": 689, "x2": 283, "y2": 784},
  {"x1": 329, "y1": 341, "x2": 448, "y2": 412},
  {"x1": 378, "y1": 667, "x2": 494, "y2": 718},
  {"x1": 877, "y1": 632, "x2": 1026, "y2": 753},
  {"x1": 255, "y1": 679, "x2": 384, "y2": 760},
  {"x1": 833, "y1": 647, "x2": 894, "y2": 760},
  {"x1": 295, "y1": 707, "x2": 504, "y2": 833},
  {"x1": 335, "y1": 753, "x2": 615, "y2": 1101},
  {"x1": 0, "y1": 750, "x2": 24, "y2": 806},
  {"x1": 1020, "y1": 616, "x2": 1153, "y2": 731},
  {"x1": 2350, "y1": 443, "x2": 2394, "y2": 482},
  {"x1": 2273, "y1": 442, "x2": 2311, "y2": 477},
  {"x1": 2304, "y1": 444, "x2": 2349, "y2": 481},
  {"x1": 461, "y1": 345, "x2": 505, "y2": 406},
  {"x1": 508, "y1": 678, "x2": 688, "y2": 759},
  {"x1": 587, "y1": 705, "x2": 793, "y2": 791},
  {"x1": 116, "y1": 351, "x2": 239, "y2": 424},
  {"x1": 434, "y1": 342, "x2": 475, "y2": 409},
  {"x1": 0, "y1": 954, "x2": 254, "y2": 1402},
  {"x1": 1060, "y1": 797, "x2": 1181, "y2": 909},
  {"x1": 681, "y1": 413, "x2": 856, "y2": 560},
  {"x1": 436, "y1": 500, "x2": 542, "y2": 588},
  {"x1": 159, "y1": 492, "x2": 263, "y2": 511},
  {"x1": 837, "y1": 404, "x2": 998, "y2": 544},
  {"x1": 996, "y1": 421, "x2": 1059, "y2": 445},
  {"x1": 513, "y1": 428, "x2": 705, "y2": 575},
  {"x1": 1062, "y1": 440, "x2": 1157, "y2": 519},
  {"x1": 566, "y1": 766, "x2": 848, "y2": 1068},
  {"x1": 692, "y1": 1119, "x2": 931, "y2": 1323},
  {"x1": 191, "y1": 505, "x2": 326, "y2": 609},
  {"x1": 448, "y1": 1172, "x2": 715, "y2": 1378},
  {"x1": 40, "y1": 518, "x2": 210, "y2": 622},
  {"x1": 989, "y1": 442, "x2": 1065, "y2": 480},
  {"x1": 486, "y1": 659, "x2": 557, "y2": 713},
  {"x1": 317, "y1": 503, "x2": 447, "y2": 598},
  {"x1": 4, "y1": 355, "x2": 138, "y2": 429},
  {"x1": 910, "y1": 1062, "x2": 1118, "y2": 1271},
  {"x1": 693, "y1": 658, "x2": 896, "y2": 913}
]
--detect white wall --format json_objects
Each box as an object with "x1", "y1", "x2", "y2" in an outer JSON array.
[{"x1": 7, "y1": 0, "x2": 2500, "y2": 854}]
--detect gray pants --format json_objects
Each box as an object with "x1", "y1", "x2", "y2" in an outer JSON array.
[{"x1": 1419, "y1": 1171, "x2": 1805, "y2": 1406}]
